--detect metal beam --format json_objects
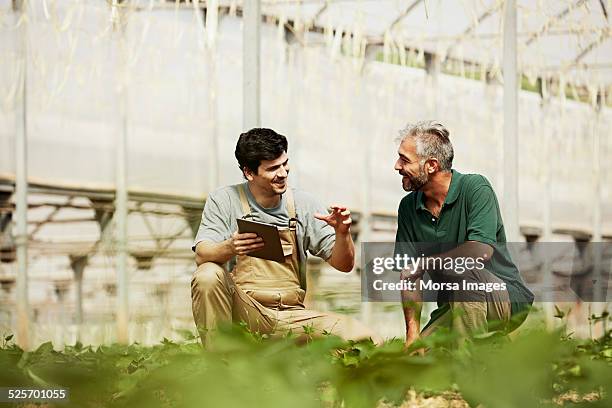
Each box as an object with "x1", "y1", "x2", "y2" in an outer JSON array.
[
  {"x1": 425, "y1": 53, "x2": 441, "y2": 116},
  {"x1": 312, "y1": 3, "x2": 328, "y2": 22},
  {"x1": 385, "y1": 0, "x2": 423, "y2": 33},
  {"x1": 3, "y1": 199, "x2": 201, "y2": 220},
  {"x1": 182, "y1": 206, "x2": 203, "y2": 237},
  {"x1": 446, "y1": 1, "x2": 503, "y2": 57},
  {"x1": 598, "y1": 0, "x2": 608, "y2": 20},
  {"x1": 27, "y1": 240, "x2": 193, "y2": 257},
  {"x1": 525, "y1": 0, "x2": 587, "y2": 46},
  {"x1": 27, "y1": 198, "x2": 72, "y2": 239},
  {"x1": 243, "y1": 0, "x2": 261, "y2": 129},
  {"x1": 568, "y1": 29, "x2": 611, "y2": 67},
  {"x1": 0, "y1": 177, "x2": 205, "y2": 210},
  {"x1": 139, "y1": 205, "x2": 164, "y2": 251},
  {"x1": 0, "y1": 192, "x2": 12, "y2": 236},
  {"x1": 69, "y1": 255, "x2": 88, "y2": 330},
  {"x1": 503, "y1": 0, "x2": 519, "y2": 241},
  {"x1": 91, "y1": 198, "x2": 115, "y2": 235}
]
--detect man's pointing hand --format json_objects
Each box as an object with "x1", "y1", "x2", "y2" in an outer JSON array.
[{"x1": 314, "y1": 204, "x2": 352, "y2": 234}]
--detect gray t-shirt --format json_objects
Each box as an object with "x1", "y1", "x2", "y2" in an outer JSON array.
[{"x1": 192, "y1": 182, "x2": 336, "y2": 280}]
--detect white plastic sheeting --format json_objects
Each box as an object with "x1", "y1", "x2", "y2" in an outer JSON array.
[{"x1": 0, "y1": 2, "x2": 611, "y2": 233}]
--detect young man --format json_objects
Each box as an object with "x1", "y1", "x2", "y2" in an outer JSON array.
[
  {"x1": 393, "y1": 121, "x2": 534, "y2": 347},
  {"x1": 191, "y1": 128, "x2": 378, "y2": 346}
]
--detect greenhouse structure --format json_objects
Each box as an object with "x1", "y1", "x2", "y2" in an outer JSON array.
[{"x1": 0, "y1": 0, "x2": 611, "y2": 351}]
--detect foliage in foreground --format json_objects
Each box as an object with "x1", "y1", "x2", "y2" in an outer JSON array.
[{"x1": 0, "y1": 315, "x2": 611, "y2": 408}]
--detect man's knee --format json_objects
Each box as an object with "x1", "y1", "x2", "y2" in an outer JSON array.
[
  {"x1": 450, "y1": 301, "x2": 488, "y2": 336},
  {"x1": 191, "y1": 262, "x2": 227, "y2": 295},
  {"x1": 450, "y1": 301, "x2": 487, "y2": 316}
]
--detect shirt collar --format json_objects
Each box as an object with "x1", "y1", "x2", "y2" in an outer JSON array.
[
  {"x1": 415, "y1": 169, "x2": 462, "y2": 211},
  {"x1": 445, "y1": 169, "x2": 462, "y2": 204}
]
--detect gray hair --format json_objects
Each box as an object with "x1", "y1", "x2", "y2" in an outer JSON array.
[{"x1": 397, "y1": 120, "x2": 454, "y2": 171}]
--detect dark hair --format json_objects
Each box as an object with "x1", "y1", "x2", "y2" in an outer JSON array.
[{"x1": 235, "y1": 128, "x2": 288, "y2": 175}]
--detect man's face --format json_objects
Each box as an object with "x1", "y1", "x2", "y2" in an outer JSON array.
[
  {"x1": 394, "y1": 138, "x2": 429, "y2": 192},
  {"x1": 245, "y1": 152, "x2": 290, "y2": 196}
]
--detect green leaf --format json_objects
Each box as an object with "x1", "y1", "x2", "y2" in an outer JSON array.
[
  {"x1": 554, "y1": 305, "x2": 565, "y2": 319},
  {"x1": 568, "y1": 364, "x2": 582, "y2": 377},
  {"x1": 601, "y1": 348, "x2": 612, "y2": 359},
  {"x1": 175, "y1": 329, "x2": 197, "y2": 341},
  {"x1": 35, "y1": 341, "x2": 54, "y2": 354}
]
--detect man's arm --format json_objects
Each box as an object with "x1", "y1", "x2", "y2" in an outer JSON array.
[
  {"x1": 424, "y1": 241, "x2": 493, "y2": 274},
  {"x1": 401, "y1": 272, "x2": 423, "y2": 348},
  {"x1": 402, "y1": 241, "x2": 493, "y2": 283},
  {"x1": 401, "y1": 240, "x2": 492, "y2": 345},
  {"x1": 326, "y1": 229, "x2": 355, "y2": 272},
  {"x1": 395, "y1": 201, "x2": 424, "y2": 348},
  {"x1": 194, "y1": 232, "x2": 264, "y2": 266},
  {"x1": 314, "y1": 205, "x2": 355, "y2": 273}
]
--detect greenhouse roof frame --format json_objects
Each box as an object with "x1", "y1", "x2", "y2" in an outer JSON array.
[
  {"x1": 135, "y1": 0, "x2": 611, "y2": 89},
  {"x1": 92, "y1": 1, "x2": 612, "y2": 99}
]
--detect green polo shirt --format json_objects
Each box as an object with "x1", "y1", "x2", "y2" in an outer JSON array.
[{"x1": 395, "y1": 170, "x2": 534, "y2": 325}]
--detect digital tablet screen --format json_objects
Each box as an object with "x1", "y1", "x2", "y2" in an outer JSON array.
[{"x1": 236, "y1": 218, "x2": 285, "y2": 262}]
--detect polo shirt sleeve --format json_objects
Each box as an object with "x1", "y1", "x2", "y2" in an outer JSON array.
[
  {"x1": 394, "y1": 197, "x2": 419, "y2": 266},
  {"x1": 466, "y1": 184, "x2": 498, "y2": 246},
  {"x1": 301, "y1": 193, "x2": 335, "y2": 260},
  {"x1": 191, "y1": 192, "x2": 232, "y2": 251},
  {"x1": 395, "y1": 202, "x2": 411, "y2": 243}
]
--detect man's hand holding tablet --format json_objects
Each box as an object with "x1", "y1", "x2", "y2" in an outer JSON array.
[
  {"x1": 236, "y1": 218, "x2": 285, "y2": 262},
  {"x1": 229, "y1": 231, "x2": 264, "y2": 256}
]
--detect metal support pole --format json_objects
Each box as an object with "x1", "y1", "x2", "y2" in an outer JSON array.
[
  {"x1": 113, "y1": 3, "x2": 129, "y2": 344},
  {"x1": 207, "y1": 47, "x2": 219, "y2": 190},
  {"x1": 541, "y1": 103, "x2": 554, "y2": 327},
  {"x1": 425, "y1": 53, "x2": 440, "y2": 117},
  {"x1": 243, "y1": 0, "x2": 261, "y2": 129},
  {"x1": 360, "y1": 126, "x2": 372, "y2": 326},
  {"x1": 69, "y1": 256, "x2": 88, "y2": 327},
  {"x1": 193, "y1": 0, "x2": 220, "y2": 191},
  {"x1": 14, "y1": 0, "x2": 29, "y2": 351},
  {"x1": 591, "y1": 108, "x2": 603, "y2": 307},
  {"x1": 502, "y1": 0, "x2": 519, "y2": 241},
  {"x1": 591, "y1": 112, "x2": 602, "y2": 243}
]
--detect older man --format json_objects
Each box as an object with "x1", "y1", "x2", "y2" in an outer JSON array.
[
  {"x1": 191, "y1": 128, "x2": 378, "y2": 346},
  {"x1": 393, "y1": 121, "x2": 533, "y2": 347}
]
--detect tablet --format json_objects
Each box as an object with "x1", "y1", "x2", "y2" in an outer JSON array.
[{"x1": 236, "y1": 218, "x2": 285, "y2": 262}]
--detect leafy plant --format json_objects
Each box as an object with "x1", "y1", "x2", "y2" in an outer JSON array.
[{"x1": 0, "y1": 315, "x2": 610, "y2": 408}]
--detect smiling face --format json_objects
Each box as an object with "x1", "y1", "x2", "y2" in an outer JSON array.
[
  {"x1": 394, "y1": 137, "x2": 429, "y2": 192},
  {"x1": 244, "y1": 152, "x2": 290, "y2": 196}
]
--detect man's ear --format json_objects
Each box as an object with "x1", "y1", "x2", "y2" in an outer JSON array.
[
  {"x1": 426, "y1": 158, "x2": 438, "y2": 174},
  {"x1": 243, "y1": 167, "x2": 255, "y2": 181}
]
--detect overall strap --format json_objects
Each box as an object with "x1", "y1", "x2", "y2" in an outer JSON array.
[
  {"x1": 237, "y1": 184, "x2": 251, "y2": 217},
  {"x1": 284, "y1": 186, "x2": 303, "y2": 289},
  {"x1": 237, "y1": 183, "x2": 304, "y2": 288},
  {"x1": 285, "y1": 187, "x2": 296, "y2": 219}
]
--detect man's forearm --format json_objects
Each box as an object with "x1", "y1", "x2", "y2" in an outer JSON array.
[
  {"x1": 195, "y1": 240, "x2": 234, "y2": 266},
  {"x1": 327, "y1": 231, "x2": 355, "y2": 272},
  {"x1": 425, "y1": 241, "x2": 493, "y2": 273},
  {"x1": 401, "y1": 276, "x2": 423, "y2": 340}
]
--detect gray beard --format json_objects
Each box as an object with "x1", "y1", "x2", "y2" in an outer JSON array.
[{"x1": 404, "y1": 166, "x2": 428, "y2": 192}]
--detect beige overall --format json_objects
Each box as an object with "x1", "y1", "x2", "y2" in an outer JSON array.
[{"x1": 191, "y1": 185, "x2": 380, "y2": 347}]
